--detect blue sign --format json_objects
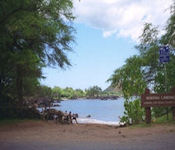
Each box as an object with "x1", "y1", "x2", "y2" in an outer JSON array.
[{"x1": 159, "y1": 46, "x2": 170, "y2": 63}]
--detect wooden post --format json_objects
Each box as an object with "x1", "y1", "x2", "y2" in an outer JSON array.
[
  {"x1": 172, "y1": 107, "x2": 175, "y2": 121},
  {"x1": 171, "y1": 88, "x2": 175, "y2": 121},
  {"x1": 145, "y1": 107, "x2": 151, "y2": 124}
]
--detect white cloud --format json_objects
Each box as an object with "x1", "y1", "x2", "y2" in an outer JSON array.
[
  {"x1": 103, "y1": 30, "x2": 117, "y2": 38},
  {"x1": 73, "y1": 0, "x2": 173, "y2": 41}
]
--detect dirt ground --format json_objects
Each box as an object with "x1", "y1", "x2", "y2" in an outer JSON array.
[{"x1": 0, "y1": 120, "x2": 175, "y2": 150}]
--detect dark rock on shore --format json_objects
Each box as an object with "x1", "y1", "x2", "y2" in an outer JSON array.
[{"x1": 86, "y1": 96, "x2": 119, "y2": 100}]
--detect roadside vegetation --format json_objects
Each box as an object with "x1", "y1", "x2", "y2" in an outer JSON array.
[
  {"x1": 130, "y1": 113, "x2": 175, "y2": 129},
  {"x1": 108, "y1": 2, "x2": 175, "y2": 125},
  {"x1": 0, "y1": 0, "x2": 120, "y2": 120},
  {"x1": 1, "y1": 0, "x2": 175, "y2": 127},
  {"x1": 0, "y1": 0, "x2": 75, "y2": 120}
]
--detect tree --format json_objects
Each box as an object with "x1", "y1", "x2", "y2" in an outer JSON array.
[
  {"x1": 0, "y1": 0, "x2": 75, "y2": 103},
  {"x1": 161, "y1": 2, "x2": 175, "y2": 48},
  {"x1": 37, "y1": 85, "x2": 52, "y2": 98},
  {"x1": 108, "y1": 55, "x2": 146, "y2": 99},
  {"x1": 108, "y1": 20, "x2": 175, "y2": 123},
  {"x1": 52, "y1": 86, "x2": 62, "y2": 100},
  {"x1": 74, "y1": 89, "x2": 85, "y2": 98},
  {"x1": 85, "y1": 86, "x2": 102, "y2": 98},
  {"x1": 0, "y1": 0, "x2": 75, "y2": 119},
  {"x1": 108, "y1": 56, "x2": 146, "y2": 124},
  {"x1": 62, "y1": 87, "x2": 76, "y2": 99}
]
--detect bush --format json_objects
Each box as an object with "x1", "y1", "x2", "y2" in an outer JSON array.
[
  {"x1": 0, "y1": 98, "x2": 41, "y2": 120},
  {"x1": 120, "y1": 98, "x2": 144, "y2": 125}
]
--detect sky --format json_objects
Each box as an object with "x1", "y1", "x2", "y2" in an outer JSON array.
[{"x1": 41, "y1": 0, "x2": 173, "y2": 90}]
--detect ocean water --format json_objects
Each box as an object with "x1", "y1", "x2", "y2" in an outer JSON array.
[{"x1": 54, "y1": 98, "x2": 125, "y2": 125}]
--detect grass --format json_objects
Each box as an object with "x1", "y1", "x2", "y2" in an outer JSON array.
[
  {"x1": 129, "y1": 123, "x2": 152, "y2": 128},
  {"x1": 130, "y1": 112, "x2": 175, "y2": 129},
  {"x1": 0, "y1": 119, "x2": 40, "y2": 126},
  {"x1": 153, "y1": 113, "x2": 175, "y2": 124}
]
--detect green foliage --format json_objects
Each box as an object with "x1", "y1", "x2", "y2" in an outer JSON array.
[
  {"x1": 50, "y1": 87, "x2": 86, "y2": 100},
  {"x1": 120, "y1": 99, "x2": 144, "y2": 124},
  {"x1": 108, "y1": 55, "x2": 146, "y2": 99},
  {"x1": 153, "y1": 112, "x2": 175, "y2": 124},
  {"x1": 85, "y1": 86, "x2": 102, "y2": 98},
  {"x1": 46, "y1": 85, "x2": 120, "y2": 100},
  {"x1": 62, "y1": 87, "x2": 76, "y2": 99},
  {"x1": 0, "y1": 0, "x2": 75, "y2": 119},
  {"x1": 61, "y1": 87, "x2": 85, "y2": 99},
  {"x1": 152, "y1": 107, "x2": 168, "y2": 118},
  {"x1": 109, "y1": 3, "x2": 175, "y2": 124},
  {"x1": 161, "y1": 2, "x2": 175, "y2": 48},
  {"x1": 37, "y1": 85, "x2": 52, "y2": 98},
  {"x1": 74, "y1": 89, "x2": 85, "y2": 98},
  {"x1": 0, "y1": 106, "x2": 41, "y2": 120},
  {"x1": 52, "y1": 86, "x2": 62, "y2": 100}
]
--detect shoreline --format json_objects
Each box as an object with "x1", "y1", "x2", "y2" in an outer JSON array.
[
  {"x1": 58, "y1": 96, "x2": 121, "y2": 101},
  {"x1": 38, "y1": 98, "x2": 124, "y2": 125},
  {"x1": 76, "y1": 117, "x2": 122, "y2": 126}
]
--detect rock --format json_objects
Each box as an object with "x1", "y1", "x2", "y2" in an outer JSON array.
[{"x1": 86, "y1": 115, "x2": 91, "y2": 118}]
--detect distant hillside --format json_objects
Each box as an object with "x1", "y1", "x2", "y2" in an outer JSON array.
[{"x1": 104, "y1": 85, "x2": 122, "y2": 96}]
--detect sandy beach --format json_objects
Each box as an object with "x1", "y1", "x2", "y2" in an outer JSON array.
[{"x1": 0, "y1": 120, "x2": 175, "y2": 150}]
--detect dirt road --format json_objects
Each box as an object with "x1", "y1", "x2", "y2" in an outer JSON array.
[{"x1": 0, "y1": 121, "x2": 175, "y2": 150}]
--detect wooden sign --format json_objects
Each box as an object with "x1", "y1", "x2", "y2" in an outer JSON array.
[
  {"x1": 141, "y1": 88, "x2": 175, "y2": 124},
  {"x1": 141, "y1": 88, "x2": 175, "y2": 107}
]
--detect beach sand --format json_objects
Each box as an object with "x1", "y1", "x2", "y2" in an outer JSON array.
[{"x1": 0, "y1": 120, "x2": 175, "y2": 150}]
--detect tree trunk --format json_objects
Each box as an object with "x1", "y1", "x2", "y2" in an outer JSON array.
[{"x1": 16, "y1": 65, "x2": 23, "y2": 105}]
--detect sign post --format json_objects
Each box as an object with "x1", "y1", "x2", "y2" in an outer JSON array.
[
  {"x1": 159, "y1": 45, "x2": 170, "y2": 120},
  {"x1": 141, "y1": 88, "x2": 175, "y2": 124},
  {"x1": 173, "y1": 107, "x2": 175, "y2": 120},
  {"x1": 145, "y1": 107, "x2": 151, "y2": 124}
]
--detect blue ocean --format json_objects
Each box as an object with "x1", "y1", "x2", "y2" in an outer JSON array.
[{"x1": 53, "y1": 98, "x2": 125, "y2": 125}]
